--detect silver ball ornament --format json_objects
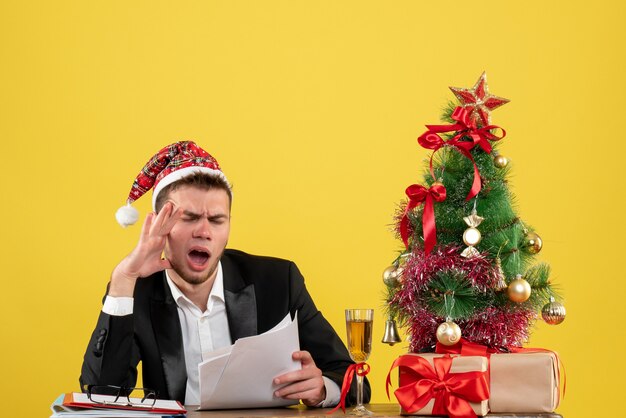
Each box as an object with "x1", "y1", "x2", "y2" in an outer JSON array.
[{"x1": 541, "y1": 297, "x2": 566, "y2": 325}]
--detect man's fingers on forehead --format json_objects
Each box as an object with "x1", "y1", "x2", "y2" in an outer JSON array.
[
  {"x1": 154, "y1": 202, "x2": 171, "y2": 220},
  {"x1": 163, "y1": 200, "x2": 192, "y2": 219},
  {"x1": 162, "y1": 208, "x2": 183, "y2": 230},
  {"x1": 164, "y1": 199, "x2": 177, "y2": 209},
  {"x1": 170, "y1": 206, "x2": 183, "y2": 217},
  {"x1": 158, "y1": 201, "x2": 181, "y2": 223}
]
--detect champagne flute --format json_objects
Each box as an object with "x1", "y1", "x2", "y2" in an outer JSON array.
[{"x1": 345, "y1": 309, "x2": 374, "y2": 416}]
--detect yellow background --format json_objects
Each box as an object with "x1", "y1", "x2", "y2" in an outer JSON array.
[{"x1": 1, "y1": 1, "x2": 623, "y2": 417}]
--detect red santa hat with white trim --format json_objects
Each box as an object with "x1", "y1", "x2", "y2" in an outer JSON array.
[{"x1": 115, "y1": 141, "x2": 230, "y2": 227}]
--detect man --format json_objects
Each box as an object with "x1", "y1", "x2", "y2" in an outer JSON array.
[{"x1": 80, "y1": 141, "x2": 370, "y2": 407}]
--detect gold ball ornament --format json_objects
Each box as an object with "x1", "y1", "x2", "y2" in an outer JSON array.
[
  {"x1": 508, "y1": 275, "x2": 532, "y2": 303},
  {"x1": 382, "y1": 265, "x2": 403, "y2": 287},
  {"x1": 523, "y1": 232, "x2": 543, "y2": 254},
  {"x1": 436, "y1": 321, "x2": 462, "y2": 346},
  {"x1": 382, "y1": 265, "x2": 395, "y2": 282},
  {"x1": 542, "y1": 297, "x2": 566, "y2": 325},
  {"x1": 463, "y1": 227, "x2": 482, "y2": 246},
  {"x1": 493, "y1": 154, "x2": 509, "y2": 168}
]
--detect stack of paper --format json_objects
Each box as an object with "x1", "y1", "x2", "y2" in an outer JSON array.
[
  {"x1": 50, "y1": 393, "x2": 186, "y2": 418},
  {"x1": 199, "y1": 312, "x2": 301, "y2": 409}
]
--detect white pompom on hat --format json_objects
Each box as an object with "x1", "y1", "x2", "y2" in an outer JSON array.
[{"x1": 115, "y1": 141, "x2": 229, "y2": 227}]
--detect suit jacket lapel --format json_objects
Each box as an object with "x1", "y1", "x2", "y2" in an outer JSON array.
[
  {"x1": 221, "y1": 255, "x2": 258, "y2": 342},
  {"x1": 150, "y1": 274, "x2": 187, "y2": 403}
]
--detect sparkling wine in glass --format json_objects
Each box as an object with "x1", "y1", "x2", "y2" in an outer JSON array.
[{"x1": 345, "y1": 309, "x2": 373, "y2": 416}]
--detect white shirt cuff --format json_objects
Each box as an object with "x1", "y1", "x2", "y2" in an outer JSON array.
[
  {"x1": 318, "y1": 376, "x2": 341, "y2": 408},
  {"x1": 102, "y1": 296, "x2": 134, "y2": 316}
]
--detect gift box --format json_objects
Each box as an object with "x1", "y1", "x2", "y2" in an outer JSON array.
[
  {"x1": 394, "y1": 353, "x2": 489, "y2": 417},
  {"x1": 489, "y1": 351, "x2": 560, "y2": 413}
]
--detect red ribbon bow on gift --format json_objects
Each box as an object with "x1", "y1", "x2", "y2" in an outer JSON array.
[
  {"x1": 328, "y1": 362, "x2": 370, "y2": 414},
  {"x1": 417, "y1": 106, "x2": 506, "y2": 201},
  {"x1": 400, "y1": 183, "x2": 446, "y2": 253},
  {"x1": 436, "y1": 338, "x2": 566, "y2": 403},
  {"x1": 386, "y1": 354, "x2": 489, "y2": 418}
]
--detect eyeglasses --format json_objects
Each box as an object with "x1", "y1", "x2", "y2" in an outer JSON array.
[{"x1": 83, "y1": 385, "x2": 158, "y2": 409}]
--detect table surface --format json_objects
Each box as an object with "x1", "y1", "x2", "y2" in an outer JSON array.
[{"x1": 184, "y1": 403, "x2": 563, "y2": 417}]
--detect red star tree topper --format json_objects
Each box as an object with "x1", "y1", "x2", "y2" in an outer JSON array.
[{"x1": 449, "y1": 71, "x2": 510, "y2": 127}]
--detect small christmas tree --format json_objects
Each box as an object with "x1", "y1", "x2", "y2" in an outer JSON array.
[{"x1": 383, "y1": 73, "x2": 566, "y2": 352}]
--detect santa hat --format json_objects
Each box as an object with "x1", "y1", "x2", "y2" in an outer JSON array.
[{"x1": 115, "y1": 141, "x2": 230, "y2": 227}]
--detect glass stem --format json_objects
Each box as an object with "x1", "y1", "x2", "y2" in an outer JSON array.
[{"x1": 356, "y1": 373, "x2": 364, "y2": 407}]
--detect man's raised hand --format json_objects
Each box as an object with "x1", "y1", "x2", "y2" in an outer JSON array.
[{"x1": 108, "y1": 202, "x2": 181, "y2": 297}]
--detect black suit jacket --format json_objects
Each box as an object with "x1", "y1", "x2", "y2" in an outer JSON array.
[{"x1": 80, "y1": 249, "x2": 370, "y2": 405}]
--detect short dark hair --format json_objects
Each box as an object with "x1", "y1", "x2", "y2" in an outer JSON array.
[{"x1": 154, "y1": 172, "x2": 232, "y2": 212}]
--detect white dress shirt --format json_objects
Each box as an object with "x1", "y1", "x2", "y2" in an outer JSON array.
[
  {"x1": 164, "y1": 265, "x2": 232, "y2": 404},
  {"x1": 102, "y1": 261, "x2": 340, "y2": 406}
]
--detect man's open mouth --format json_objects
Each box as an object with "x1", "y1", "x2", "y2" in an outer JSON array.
[{"x1": 188, "y1": 249, "x2": 210, "y2": 268}]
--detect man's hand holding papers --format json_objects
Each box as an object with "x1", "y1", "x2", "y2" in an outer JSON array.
[
  {"x1": 273, "y1": 350, "x2": 326, "y2": 406},
  {"x1": 199, "y1": 313, "x2": 303, "y2": 409}
]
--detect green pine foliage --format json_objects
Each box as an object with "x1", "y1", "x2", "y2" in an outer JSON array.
[
  {"x1": 385, "y1": 99, "x2": 563, "y2": 347},
  {"x1": 407, "y1": 107, "x2": 549, "y2": 283},
  {"x1": 424, "y1": 270, "x2": 488, "y2": 319}
]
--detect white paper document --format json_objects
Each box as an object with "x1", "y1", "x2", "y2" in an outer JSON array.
[{"x1": 198, "y1": 312, "x2": 301, "y2": 410}]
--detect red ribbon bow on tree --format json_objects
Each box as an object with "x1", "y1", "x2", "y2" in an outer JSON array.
[
  {"x1": 400, "y1": 183, "x2": 446, "y2": 253},
  {"x1": 328, "y1": 362, "x2": 370, "y2": 414},
  {"x1": 417, "y1": 106, "x2": 506, "y2": 201},
  {"x1": 386, "y1": 354, "x2": 490, "y2": 418}
]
